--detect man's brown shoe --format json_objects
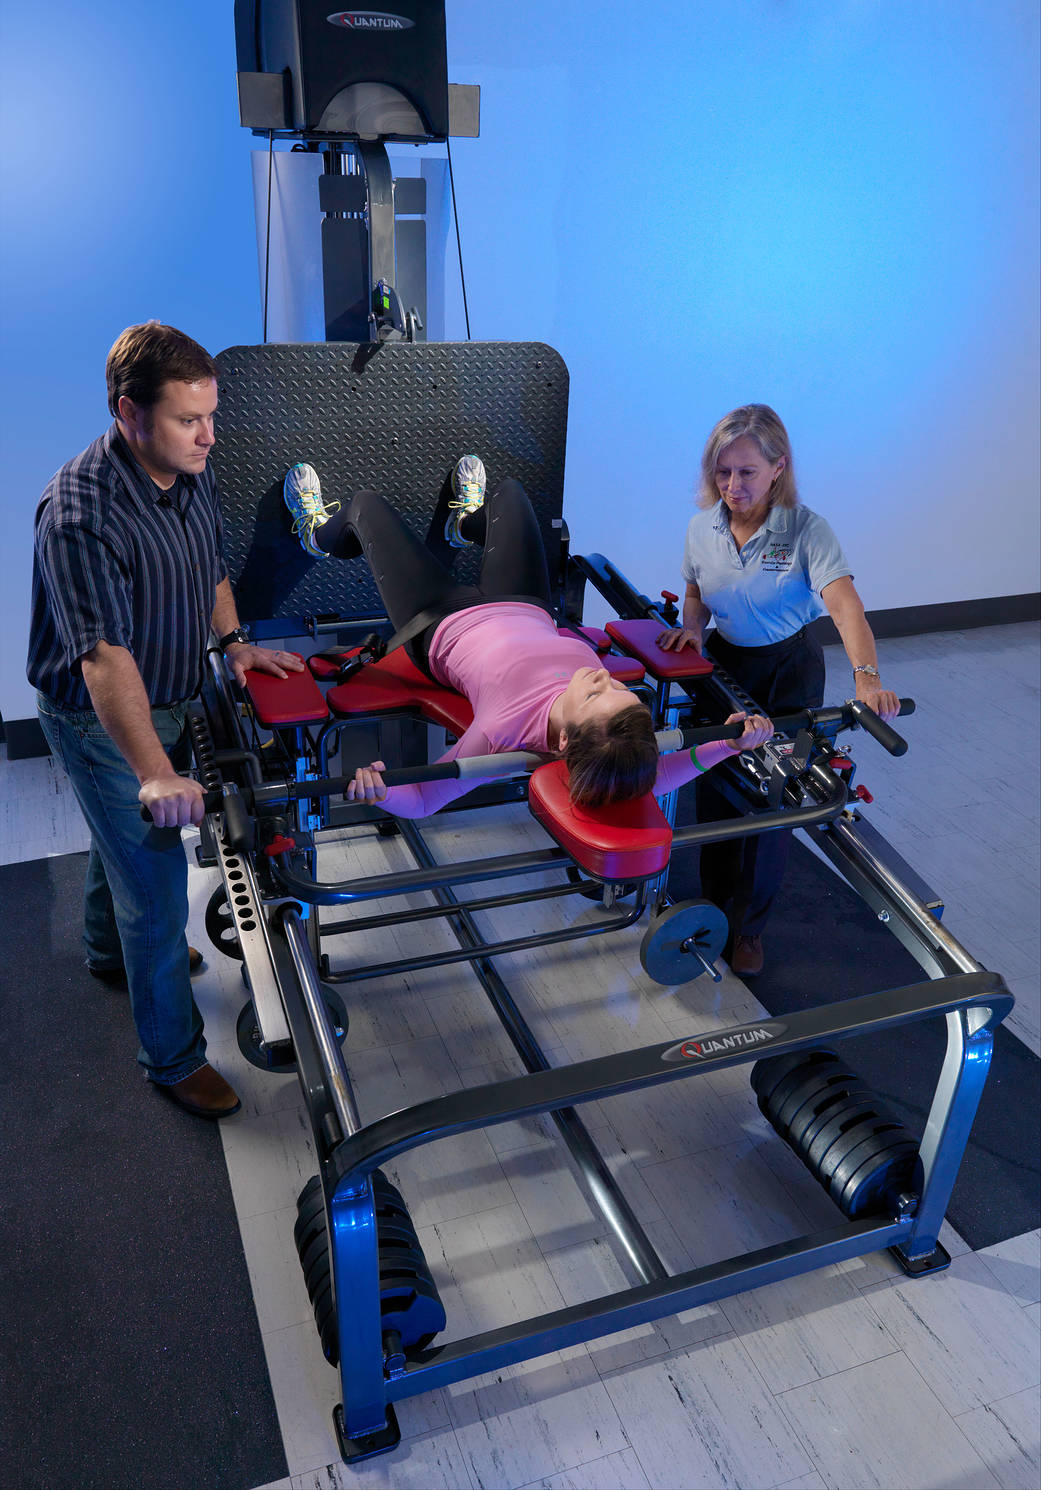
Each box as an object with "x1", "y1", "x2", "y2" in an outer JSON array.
[
  {"x1": 89, "y1": 946, "x2": 204, "y2": 988},
  {"x1": 158, "y1": 1064, "x2": 241, "y2": 1120},
  {"x1": 730, "y1": 933, "x2": 764, "y2": 978}
]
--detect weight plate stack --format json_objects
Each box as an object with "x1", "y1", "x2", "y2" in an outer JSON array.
[
  {"x1": 294, "y1": 1171, "x2": 447, "y2": 1367},
  {"x1": 750, "y1": 1050, "x2": 921, "y2": 1218}
]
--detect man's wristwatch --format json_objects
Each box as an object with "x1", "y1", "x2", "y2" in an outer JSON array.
[
  {"x1": 218, "y1": 626, "x2": 251, "y2": 651},
  {"x1": 852, "y1": 664, "x2": 880, "y2": 679}
]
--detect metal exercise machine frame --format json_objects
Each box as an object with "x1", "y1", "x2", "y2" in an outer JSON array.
[{"x1": 193, "y1": 616, "x2": 1012, "y2": 1463}]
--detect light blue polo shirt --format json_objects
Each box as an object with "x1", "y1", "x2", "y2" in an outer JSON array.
[{"x1": 681, "y1": 503, "x2": 852, "y2": 646}]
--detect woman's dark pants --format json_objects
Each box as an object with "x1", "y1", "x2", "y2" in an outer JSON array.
[
  {"x1": 319, "y1": 478, "x2": 553, "y2": 669},
  {"x1": 696, "y1": 628, "x2": 826, "y2": 937}
]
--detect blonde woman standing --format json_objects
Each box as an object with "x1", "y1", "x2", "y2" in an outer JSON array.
[{"x1": 659, "y1": 404, "x2": 898, "y2": 977}]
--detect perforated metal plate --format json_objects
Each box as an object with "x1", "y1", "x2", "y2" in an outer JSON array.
[{"x1": 211, "y1": 341, "x2": 569, "y2": 627}]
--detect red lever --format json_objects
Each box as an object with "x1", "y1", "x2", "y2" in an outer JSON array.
[
  {"x1": 854, "y1": 784, "x2": 874, "y2": 804},
  {"x1": 661, "y1": 589, "x2": 678, "y2": 603},
  {"x1": 264, "y1": 834, "x2": 297, "y2": 856}
]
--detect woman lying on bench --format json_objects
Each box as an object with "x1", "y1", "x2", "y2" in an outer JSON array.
[{"x1": 284, "y1": 458, "x2": 772, "y2": 817}]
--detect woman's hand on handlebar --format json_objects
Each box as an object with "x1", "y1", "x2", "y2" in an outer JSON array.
[
  {"x1": 724, "y1": 711, "x2": 774, "y2": 752},
  {"x1": 346, "y1": 760, "x2": 387, "y2": 803},
  {"x1": 656, "y1": 626, "x2": 702, "y2": 653},
  {"x1": 854, "y1": 676, "x2": 901, "y2": 722}
]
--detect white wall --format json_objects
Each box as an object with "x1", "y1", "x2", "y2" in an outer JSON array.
[{"x1": 1, "y1": 0, "x2": 1037, "y2": 723}]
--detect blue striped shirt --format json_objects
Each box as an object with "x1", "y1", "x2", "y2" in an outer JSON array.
[{"x1": 28, "y1": 424, "x2": 227, "y2": 707}]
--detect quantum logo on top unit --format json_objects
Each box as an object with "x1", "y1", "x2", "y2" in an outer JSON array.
[
  {"x1": 660, "y1": 1022, "x2": 786, "y2": 1063},
  {"x1": 326, "y1": 11, "x2": 415, "y2": 28}
]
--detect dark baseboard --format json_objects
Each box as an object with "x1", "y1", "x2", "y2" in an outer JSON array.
[
  {"x1": 4, "y1": 594, "x2": 1038, "y2": 760},
  {"x1": 808, "y1": 591, "x2": 1040, "y2": 647},
  {"x1": 3, "y1": 715, "x2": 49, "y2": 761}
]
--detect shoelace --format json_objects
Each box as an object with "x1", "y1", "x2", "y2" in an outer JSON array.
[
  {"x1": 448, "y1": 482, "x2": 484, "y2": 512},
  {"x1": 290, "y1": 489, "x2": 340, "y2": 535}
]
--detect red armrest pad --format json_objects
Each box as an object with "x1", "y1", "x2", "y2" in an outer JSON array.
[
  {"x1": 245, "y1": 657, "x2": 330, "y2": 725},
  {"x1": 527, "y1": 760, "x2": 672, "y2": 881},
  {"x1": 327, "y1": 650, "x2": 475, "y2": 735},
  {"x1": 602, "y1": 653, "x2": 645, "y2": 683},
  {"x1": 605, "y1": 619, "x2": 714, "y2": 679},
  {"x1": 557, "y1": 624, "x2": 613, "y2": 655}
]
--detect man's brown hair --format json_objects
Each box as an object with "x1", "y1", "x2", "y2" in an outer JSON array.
[
  {"x1": 563, "y1": 704, "x2": 659, "y2": 808},
  {"x1": 106, "y1": 321, "x2": 218, "y2": 415}
]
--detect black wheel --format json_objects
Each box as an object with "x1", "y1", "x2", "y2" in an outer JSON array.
[
  {"x1": 235, "y1": 985, "x2": 348, "y2": 1072},
  {"x1": 639, "y1": 900, "x2": 728, "y2": 985}
]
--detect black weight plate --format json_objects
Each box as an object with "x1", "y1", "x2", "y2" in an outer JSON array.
[
  {"x1": 294, "y1": 1199, "x2": 328, "y2": 1248},
  {"x1": 297, "y1": 1174, "x2": 323, "y2": 1210},
  {"x1": 305, "y1": 1256, "x2": 333, "y2": 1305},
  {"x1": 770, "y1": 1075, "x2": 859, "y2": 1150},
  {"x1": 205, "y1": 886, "x2": 244, "y2": 961},
  {"x1": 770, "y1": 1064, "x2": 858, "y2": 1133},
  {"x1": 294, "y1": 1215, "x2": 326, "y2": 1261},
  {"x1": 750, "y1": 1048, "x2": 840, "y2": 1103},
  {"x1": 379, "y1": 1280, "x2": 447, "y2": 1347},
  {"x1": 373, "y1": 1195, "x2": 414, "y2": 1227},
  {"x1": 639, "y1": 900, "x2": 729, "y2": 986},
  {"x1": 798, "y1": 1090, "x2": 881, "y2": 1156},
  {"x1": 760, "y1": 1065, "x2": 835, "y2": 1126},
  {"x1": 818, "y1": 1115, "x2": 892, "y2": 1184},
  {"x1": 803, "y1": 1102, "x2": 883, "y2": 1177},
  {"x1": 378, "y1": 1227, "x2": 425, "y2": 1259},
  {"x1": 371, "y1": 1171, "x2": 408, "y2": 1207},
  {"x1": 759, "y1": 1059, "x2": 848, "y2": 1126},
  {"x1": 837, "y1": 1139, "x2": 919, "y2": 1217},
  {"x1": 310, "y1": 1279, "x2": 340, "y2": 1364},
  {"x1": 300, "y1": 1228, "x2": 331, "y2": 1280},
  {"x1": 376, "y1": 1218, "x2": 422, "y2": 1249},
  {"x1": 786, "y1": 1081, "x2": 876, "y2": 1153},
  {"x1": 828, "y1": 1126, "x2": 911, "y2": 1203},
  {"x1": 378, "y1": 1241, "x2": 430, "y2": 1276},
  {"x1": 236, "y1": 999, "x2": 299, "y2": 1073}
]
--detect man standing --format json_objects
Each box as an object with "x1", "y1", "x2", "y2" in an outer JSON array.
[{"x1": 28, "y1": 322, "x2": 303, "y2": 1118}]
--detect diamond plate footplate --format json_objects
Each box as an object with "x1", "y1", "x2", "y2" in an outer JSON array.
[{"x1": 211, "y1": 341, "x2": 570, "y2": 626}]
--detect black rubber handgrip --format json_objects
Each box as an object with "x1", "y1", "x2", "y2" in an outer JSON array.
[
  {"x1": 849, "y1": 699, "x2": 911, "y2": 756},
  {"x1": 221, "y1": 791, "x2": 255, "y2": 853}
]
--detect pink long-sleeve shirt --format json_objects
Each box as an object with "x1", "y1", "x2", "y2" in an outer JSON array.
[{"x1": 376, "y1": 602, "x2": 729, "y2": 817}]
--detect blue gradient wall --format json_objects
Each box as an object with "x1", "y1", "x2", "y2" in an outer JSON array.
[{"x1": 1, "y1": 0, "x2": 1037, "y2": 720}]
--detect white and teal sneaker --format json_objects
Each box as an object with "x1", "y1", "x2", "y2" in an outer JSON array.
[
  {"x1": 284, "y1": 462, "x2": 340, "y2": 557},
  {"x1": 444, "y1": 454, "x2": 487, "y2": 549}
]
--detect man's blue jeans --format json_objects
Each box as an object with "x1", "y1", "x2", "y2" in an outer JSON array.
[{"x1": 37, "y1": 694, "x2": 206, "y2": 1085}]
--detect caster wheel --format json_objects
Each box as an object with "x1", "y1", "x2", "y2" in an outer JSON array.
[{"x1": 639, "y1": 899, "x2": 728, "y2": 985}]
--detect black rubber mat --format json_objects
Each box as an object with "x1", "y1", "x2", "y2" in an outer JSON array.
[
  {"x1": 0, "y1": 853, "x2": 288, "y2": 1490},
  {"x1": 668, "y1": 797, "x2": 1041, "y2": 1251}
]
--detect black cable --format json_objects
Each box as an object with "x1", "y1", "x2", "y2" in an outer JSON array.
[
  {"x1": 445, "y1": 135, "x2": 471, "y2": 340},
  {"x1": 262, "y1": 130, "x2": 274, "y2": 343}
]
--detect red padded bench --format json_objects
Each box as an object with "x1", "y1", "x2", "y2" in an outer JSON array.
[
  {"x1": 604, "y1": 619, "x2": 714, "y2": 679},
  {"x1": 244, "y1": 656, "x2": 330, "y2": 727},
  {"x1": 528, "y1": 760, "x2": 672, "y2": 881}
]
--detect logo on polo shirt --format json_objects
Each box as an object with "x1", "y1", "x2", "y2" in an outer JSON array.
[
  {"x1": 326, "y1": 10, "x2": 414, "y2": 28},
  {"x1": 761, "y1": 542, "x2": 794, "y2": 573}
]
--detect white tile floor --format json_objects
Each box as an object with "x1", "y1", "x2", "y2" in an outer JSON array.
[{"x1": 3, "y1": 621, "x2": 1039, "y2": 1490}]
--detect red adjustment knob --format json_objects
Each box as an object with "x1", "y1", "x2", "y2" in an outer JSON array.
[
  {"x1": 661, "y1": 589, "x2": 678, "y2": 603},
  {"x1": 264, "y1": 834, "x2": 297, "y2": 856},
  {"x1": 828, "y1": 755, "x2": 854, "y2": 772},
  {"x1": 854, "y1": 784, "x2": 874, "y2": 803}
]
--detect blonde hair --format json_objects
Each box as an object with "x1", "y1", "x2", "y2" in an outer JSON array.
[{"x1": 697, "y1": 404, "x2": 798, "y2": 511}]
